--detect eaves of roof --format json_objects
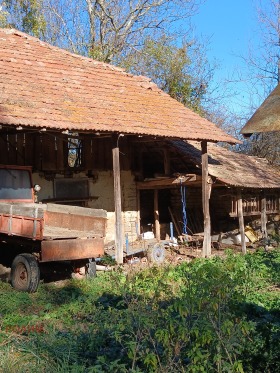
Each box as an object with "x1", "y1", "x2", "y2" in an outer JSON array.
[{"x1": 241, "y1": 84, "x2": 280, "y2": 136}]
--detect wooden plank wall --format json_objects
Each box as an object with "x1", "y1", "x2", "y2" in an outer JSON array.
[
  {"x1": 0, "y1": 132, "x2": 131, "y2": 172},
  {"x1": 0, "y1": 133, "x2": 36, "y2": 166}
]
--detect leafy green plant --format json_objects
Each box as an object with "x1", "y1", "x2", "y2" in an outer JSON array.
[{"x1": 0, "y1": 248, "x2": 279, "y2": 372}]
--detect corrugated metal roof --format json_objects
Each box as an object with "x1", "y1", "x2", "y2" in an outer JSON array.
[
  {"x1": 171, "y1": 140, "x2": 280, "y2": 189},
  {"x1": 241, "y1": 84, "x2": 280, "y2": 135},
  {"x1": 0, "y1": 28, "x2": 238, "y2": 143}
]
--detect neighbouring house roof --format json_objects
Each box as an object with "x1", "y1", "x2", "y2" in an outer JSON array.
[
  {"x1": 171, "y1": 140, "x2": 280, "y2": 189},
  {"x1": 0, "y1": 28, "x2": 238, "y2": 143},
  {"x1": 241, "y1": 84, "x2": 280, "y2": 135}
]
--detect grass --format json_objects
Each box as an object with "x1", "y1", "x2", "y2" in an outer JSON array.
[{"x1": 0, "y1": 247, "x2": 279, "y2": 372}]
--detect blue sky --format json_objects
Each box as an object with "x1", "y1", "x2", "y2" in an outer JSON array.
[{"x1": 192, "y1": 0, "x2": 265, "y2": 115}]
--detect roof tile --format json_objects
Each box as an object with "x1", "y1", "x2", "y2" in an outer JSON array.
[
  {"x1": 0, "y1": 28, "x2": 239, "y2": 143},
  {"x1": 172, "y1": 140, "x2": 280, "y2": 189}
]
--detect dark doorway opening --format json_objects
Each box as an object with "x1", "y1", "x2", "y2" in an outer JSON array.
[{"x1": 139, "y1": 189, "x2": 171, "y2": 239}]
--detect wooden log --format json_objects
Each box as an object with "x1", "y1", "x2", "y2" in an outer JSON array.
[
  {"x1": 201, "y1": 141, "x2": 211, "y2": 257},
  {"x1": 261, "y1": 192, "x2": 268, "y2": 238},
  {"x1": 154, "y1": 189, "x2": 160, "y2": 240},
  {"x1": 237, "y1": 191, "x2": 246, "y2": 254},
  {"x1": 113, "y1": 145, "x2": 123, "y2": 264}
]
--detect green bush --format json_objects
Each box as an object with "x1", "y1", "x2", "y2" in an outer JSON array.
[{"x1": 0, "y1": 248, "x2": 279, "y2": 372}]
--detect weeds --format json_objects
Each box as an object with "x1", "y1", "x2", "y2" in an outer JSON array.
[{"x1": 0, "y1": 248, "x2": 279, "y2": 372}]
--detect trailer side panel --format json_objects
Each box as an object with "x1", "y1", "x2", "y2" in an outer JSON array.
[{"x1": 41, "y1": 238, "x2": 104, "y2": 262}]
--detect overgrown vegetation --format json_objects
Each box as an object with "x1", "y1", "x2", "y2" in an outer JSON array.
[{"x1": 0, "y1": 248, "x2": 279, "y2": 372}]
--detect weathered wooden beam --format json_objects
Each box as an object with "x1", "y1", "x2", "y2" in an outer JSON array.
[
  {"x1": 112, "y1": 145, "x2": 123, "y2": 264},
  {"x1": 154, "y1": 189, "x2": 160, "y2": 240},
  {"x1": 163, "y1": 148, "x2": 171, "y2": 176},
  {"x1": 261, "y1": 192, "x2": 268, "y2": 239},
  {"x1": 237, "y1": 191, "x2": 246, "y2": 254},
  {"x1": 136, "y1": 174, "x2": 200, "y2": 189},
  {"x1": 201, "y1": 141, "x2": 211, "y2": 257},
  {"x1": 136, "y1": 189, "x2": 141, "y2": 236},
  {"x1": 42, "y1": 196, "x2": 98, "y2": 203}
]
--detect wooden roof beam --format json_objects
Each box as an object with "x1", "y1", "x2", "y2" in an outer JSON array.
[{"x1": 136, "y1": 174, "x2": 202, "y2": 189}]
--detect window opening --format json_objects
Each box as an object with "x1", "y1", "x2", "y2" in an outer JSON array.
[
  {"x1": 0, "y1": 168, "x2": 32, "y2": 200},
  {"x1": 67, "y1": 133, "x2": 83, "y2": 168}
]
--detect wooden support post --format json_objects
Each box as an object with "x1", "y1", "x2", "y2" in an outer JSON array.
[
  {"x1": 163, "y1": 148, "x2": 171, "y2": 176},
  {"x1": 201, "y1": 141, "x2": 211, "y2": 257},
  {"x1": 237, "y1": 191, "x2": 246, "y2": 254},
  {"x1": 261, "y1": 192, "x2": 268, "y2": 239},
  {"x1": 136, "y1": 189, "x2": 141, "y2": 236},
  {"x1": 113, "y1": 144, "x2": 123, "y2": 264},
  {"x1": 154, "y1": 189, "x2": 160, "y2": 240},
  {"x1": 138, "y1": 149, "x2": 144, "y2": 180}
]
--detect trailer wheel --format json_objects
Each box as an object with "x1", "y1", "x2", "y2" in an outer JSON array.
[
  {"x1": 11, "y1": 254, "x2": 40, "y2": 293},
  {"x1": 147, "y1": 243, "x2": 166, "y2": 264}
]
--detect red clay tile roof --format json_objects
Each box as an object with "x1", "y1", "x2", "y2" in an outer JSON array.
[
  {"x1": 0, "y1": 28, "x2": 238, "y2": 143},
  {"x1": 171, "y1": 140, "x2": 280, "y2": 189},
  {"x1": 241, "y1": 84, "x2": 280, "y2": 135}
]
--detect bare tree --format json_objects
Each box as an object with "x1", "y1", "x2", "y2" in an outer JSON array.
[
  {"x1": 1, "y1": 0, "x2": 47, "y2": 37},
  {"x1": 42, "y1": 0, "x2": 89, "y2": 53},
  {"x1": 87, "y1": 0, "x2": 203, "y2": 62},
  {"x1": 224, "y1": 1, "x2": 280, "y2": 167},
  {"x1": 240, "y1": 132, "x2": 280, "y2": 167},
  {"x1": 120, "y1": 33, "x2": 217, "y2": 114},
  {"x1": 3, "y1": 1, "x2": 227, "y2": 120},
  {"x1": 2, "y1": 0, "x2": 202, "y2": 62},
  {"x1": 221, "y1": 1, "x2": 280, "y2": 113},
  {"x1": 246, "y1": 0, "x2": 280, "y2": 102}
]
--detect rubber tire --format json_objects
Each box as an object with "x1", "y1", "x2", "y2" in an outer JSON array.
[
  {"x1": 11, "y1": 254, "x2": 40, "y2": 293},
  {"x1": 147, "y1": 243, "x2": 166, "y2": 264}
]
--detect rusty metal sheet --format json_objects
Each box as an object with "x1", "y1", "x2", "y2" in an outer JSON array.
[
  {"x1": 40, "y1": 238, "x2": 104, "y2": 262},
  {"x1": 44, "y1": 211, "x2": 106, "y2": 238},
  {"x1": 0, "y1": 214, "x2": 43, "y2": 239}
]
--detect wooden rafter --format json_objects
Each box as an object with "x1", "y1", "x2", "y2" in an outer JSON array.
[{"x1": 136, "y1": 174, "x2": 201, "y2": 189}]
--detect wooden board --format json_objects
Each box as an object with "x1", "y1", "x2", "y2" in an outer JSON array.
[{"x1": 0, "y1": 202, "x2": 107, "y2": 241}]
